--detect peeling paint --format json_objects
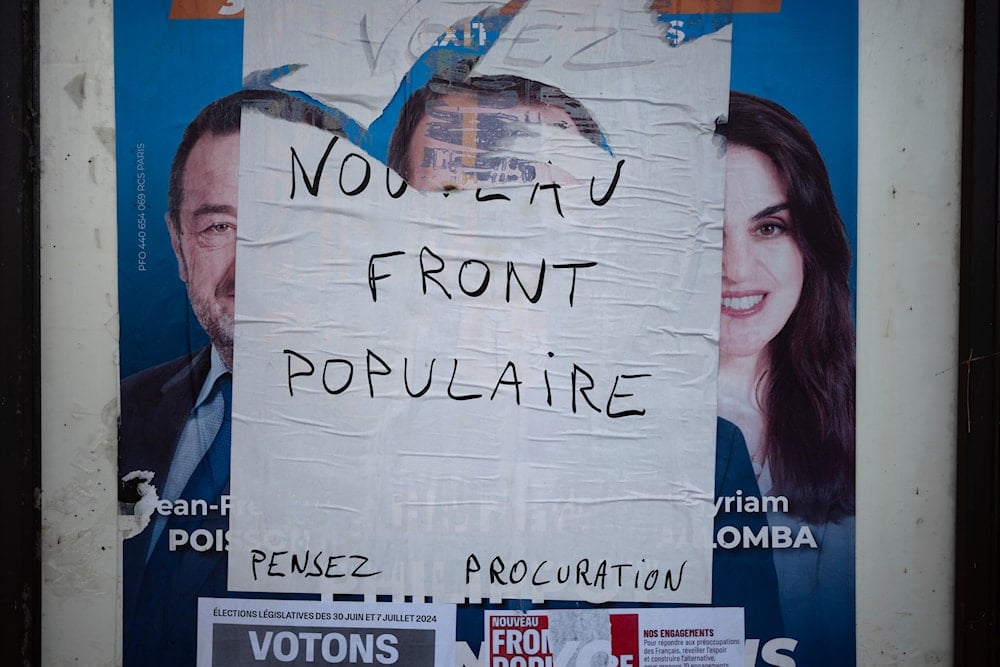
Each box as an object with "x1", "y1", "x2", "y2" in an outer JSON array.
[
  {"x1": 41, "y1": 399, "x2": 118, "y2": 599},
  {"x1": 93, "y1": 126, "x2": 116, "y2": 155},
  {"x1": 119, "y1": 470, "x2": 159, "y2": 539},
  {"x1": 64, "y1": 73, "x2": 86, "y2": 109}
]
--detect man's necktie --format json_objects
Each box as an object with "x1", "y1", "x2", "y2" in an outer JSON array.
[{"x1": 173, "y1": 375, "x2": 232, "y2": 504}]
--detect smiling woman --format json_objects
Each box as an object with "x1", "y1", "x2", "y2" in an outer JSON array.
[
  {"x1": 720, "y1": 144, "x2": 804, "y2": 364},
  {"x1": 716, "y1": 91, "x2": 856, "y2": 665},
  {"x1": 716, "y1": 91, "x2": 855, "y2": 523}
]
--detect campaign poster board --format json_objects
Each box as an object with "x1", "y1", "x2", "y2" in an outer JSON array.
[
  {"x1": 197, "y1": 599, "x2": 455, "y2": 666},
  {"x1": 484, "y1": 608, "x2": 745, "y2": 667},
  {"x1": 114, "y1": 2, "x2": 856, "y2": 666}
]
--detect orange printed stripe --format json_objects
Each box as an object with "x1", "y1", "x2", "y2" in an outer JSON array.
[
  {"x1": 650, "y1": 0, "x2": 781, "y2": 13},
  {"x1": 498, "y1": 0, "x2": 527, "y2": 16},
  {"x1": 169, "y1": 0, "x2": 244, "y2": 20},
  {"x1": 168, "y1": 0, "x2": 777, "y2": 21}
]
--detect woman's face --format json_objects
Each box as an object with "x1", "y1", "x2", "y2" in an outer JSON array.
[{"x1": 720, "y1": 145, "x2": 804, "y2": 360}]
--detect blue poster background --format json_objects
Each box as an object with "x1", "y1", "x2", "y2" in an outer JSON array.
[
  {"x1": 115, "y1": 1, "x2": 242, "y2": 377},
  {"x1": 116, "y1": 1, "x2": 856, "y2": 378},
  {"x1": 115, "y1": 2, "x2": 857, "y2": 666}
]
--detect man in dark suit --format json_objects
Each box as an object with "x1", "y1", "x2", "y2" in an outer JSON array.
[
  {"x1": 118, "y1": 90, "x2": 243, "y2": 666},
  {"x1": 119, "y1": 90, "x2": 337, "y2": 666}
]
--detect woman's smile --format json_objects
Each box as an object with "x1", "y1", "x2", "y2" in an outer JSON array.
[{"x1": 720, "y1": 145, "x2": 804, "y2": 360}]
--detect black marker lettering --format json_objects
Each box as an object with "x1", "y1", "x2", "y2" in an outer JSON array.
[
  {"x1": 285, "y1": 349, "x2": 315, "y2": 397},
  {"x1": 290, "y1": 136, "x2": 338, "y2": 199}
]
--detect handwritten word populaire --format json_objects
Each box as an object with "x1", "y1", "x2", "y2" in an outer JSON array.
[{"x1": 284, "y1": 349, "x2": 649, "y2": 419}]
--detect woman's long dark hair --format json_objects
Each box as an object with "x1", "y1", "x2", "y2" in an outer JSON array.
[{"x1": 717, "y1": 92, "x2": 855, "y2": 523}]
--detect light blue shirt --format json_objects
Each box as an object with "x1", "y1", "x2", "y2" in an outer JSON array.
[{"x1": 146, "y1": 347, "x2": 231, "y2": 560}]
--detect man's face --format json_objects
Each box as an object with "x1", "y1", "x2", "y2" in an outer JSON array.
[
  {"x1": 169, "y1": 131, "x2": 240, "y2": 368},
  {"x1": 405, "y1": 92, "x2": 581, "y2": 191}
]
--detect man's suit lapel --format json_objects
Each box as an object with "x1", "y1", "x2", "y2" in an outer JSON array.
[{"x1": 121, "y1": 347, "x2": 212, "y2": 619}]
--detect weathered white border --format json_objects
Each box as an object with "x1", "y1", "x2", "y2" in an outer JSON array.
[
  {"x1": 39, "y1": 0, "x2": 120, "y2": 664},
  {"x1": 38, "y1": 0, "x2": 963, "y2": 663},
  {"x1": 856, "y1": 2, "x2": 961, "y2": 663}
]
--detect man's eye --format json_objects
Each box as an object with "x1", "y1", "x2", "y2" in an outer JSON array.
[{"x1": 207, "y1": 222, "x2": 233, "y2": 234}]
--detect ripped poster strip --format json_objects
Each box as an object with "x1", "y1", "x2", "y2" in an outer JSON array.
[{"x1": 229, "y1": 0, "x2": 727, "y2": 605}]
